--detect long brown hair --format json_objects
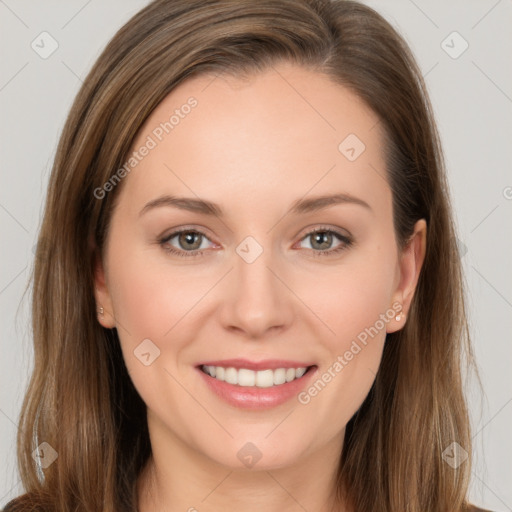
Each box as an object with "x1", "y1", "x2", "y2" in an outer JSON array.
[{"x1": 4, "y1": 1, "x2": 482, "y2": 511}]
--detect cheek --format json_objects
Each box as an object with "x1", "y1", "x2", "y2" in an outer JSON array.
[
  {"x1": 106, "y1": 244, "x2": 208, "y2": 410},
  {"x1": 300, "y1": 246, "x2": 397, "y2": 350},
  {"x1": 293, "y1": 247, "x2": 396, "y2": 416},
  {"x1": 295, "y1": 260, "x2": 395, "y2": 429},
  {"x1": 317, "y1": 248, "x2": 396, "y2": 404},
  {"x1": 104, "y1": 233, "x2": 201, "y2": 368},
  {"x1": 108, "y1": 242, "x2": 211, "y2": 341}
]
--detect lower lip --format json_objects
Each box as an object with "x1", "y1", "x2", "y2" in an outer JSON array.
[{"x1": 196, "y1": 366, "x2": 317, "y2": 410}]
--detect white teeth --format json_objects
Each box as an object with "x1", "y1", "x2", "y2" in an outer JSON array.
[
  {"x1": 224, "y1": 367, "x2": 238, "y2": 385},
  {"x1": 215, "y1": 366, "x2": 224, "y2": 380},
  {"x1": 202, "y1": 365, "x2": 309, "y2": 387},
  {"x1": 295, "y1": 367, "x2": 307, "y2": 378},
  {"x1": 238, "y1": 368, "x2": 255, "y2": 386},
  {"x1": 256, "y1": 369, "x2": 274, "y2": 388},
  {"x1": 273, "y1": 368, "x2": 286, "y2": 385}
]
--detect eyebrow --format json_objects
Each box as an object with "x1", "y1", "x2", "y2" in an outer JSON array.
[{"x1": 139, "y1": 192, "x2": 372, "y2": 218}]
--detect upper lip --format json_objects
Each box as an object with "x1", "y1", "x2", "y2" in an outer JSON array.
[{"x1": 197, "y1": 358, "x2": 316, "y2": 371}]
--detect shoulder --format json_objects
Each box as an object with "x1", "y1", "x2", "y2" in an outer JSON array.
[{"x1": 467, "y1": 505, "x2": 496, "y2": 512}]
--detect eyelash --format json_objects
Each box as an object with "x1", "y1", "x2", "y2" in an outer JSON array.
[{"x1": 158, "y1": 226, "x2": 353, "y2": 258}]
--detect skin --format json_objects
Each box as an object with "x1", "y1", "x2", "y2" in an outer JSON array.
[{"x1": 94, "y1": 61, "x2": 427, "y2": 512}]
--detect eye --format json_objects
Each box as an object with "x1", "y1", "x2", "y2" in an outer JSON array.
[
  {"x1": 159, "y1": 229, "x2": 214, "y2": 258},
  {"x1": 296, "y1": 227, "x2": 353, "y2": 257}
]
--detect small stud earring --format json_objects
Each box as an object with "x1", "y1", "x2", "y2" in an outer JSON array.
[
  {"x1": 98, "y1": 306, "x2": 104, "y2": 315},
  {"x1": 395, "y1": 311, "x2": 403, "y2": 321}
]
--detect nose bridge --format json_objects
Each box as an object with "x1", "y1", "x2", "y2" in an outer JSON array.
[
  {"x1": 235, "y1": 234, "x2": 275, "y2": 294},
  {"x1": 221, "y1": 233, "x2": 293, "y2": 337}
]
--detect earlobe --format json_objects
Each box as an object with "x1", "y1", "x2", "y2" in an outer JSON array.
[
  {"x1": 387, "y1": 219, "x2": 427, "y2": 333},
  {"x1": 92, "y1": 248, "x2": 116, "y2": 329}
]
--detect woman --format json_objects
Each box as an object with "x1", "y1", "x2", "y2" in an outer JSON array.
[{"x1": 3, "y1": 0, "x2": 494, "y2": 511}]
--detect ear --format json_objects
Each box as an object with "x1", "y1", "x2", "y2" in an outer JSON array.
[
  {"x1": 387, "y1": 219, "x2": 427, "y2": 333},
  {"x1": 92, "y1": 247, "x2": 116, "y2": 329}
]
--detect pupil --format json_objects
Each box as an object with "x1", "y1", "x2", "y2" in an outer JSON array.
[
  {"x1": 180, "y1": 232, "x2": 200, "y2": 250},
  {"x1": 313, "y1": 232, "x2": 331, "y2": 250}
]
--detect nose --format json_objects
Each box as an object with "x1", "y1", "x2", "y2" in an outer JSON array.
[{"x1": 219, "y1": 239, "x2": 295, "y2": 339}]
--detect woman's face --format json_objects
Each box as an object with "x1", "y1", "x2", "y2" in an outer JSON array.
[{"x1": 95, "y1": 62, "x2": 426, "y2": 471}]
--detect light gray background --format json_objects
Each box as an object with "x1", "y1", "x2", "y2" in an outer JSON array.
[{"x1": 1, "y1": 0, "x2": 511, "y2": 509}]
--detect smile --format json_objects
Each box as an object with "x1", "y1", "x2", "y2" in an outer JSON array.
[{"x1": 200, "y1": 365, "x2": 312, "y2": 388}]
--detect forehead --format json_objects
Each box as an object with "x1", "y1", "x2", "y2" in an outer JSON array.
[{"x1": 117, "y1": 62, "x2": 390, "y2": 218}]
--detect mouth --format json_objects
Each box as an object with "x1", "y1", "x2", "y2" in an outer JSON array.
[
  {"x1": 199, "y1": 364, "x2": 317, "y2": 388},
  {"x1": 194, "y1": 358, "x2": 318, "y2": 409}
]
